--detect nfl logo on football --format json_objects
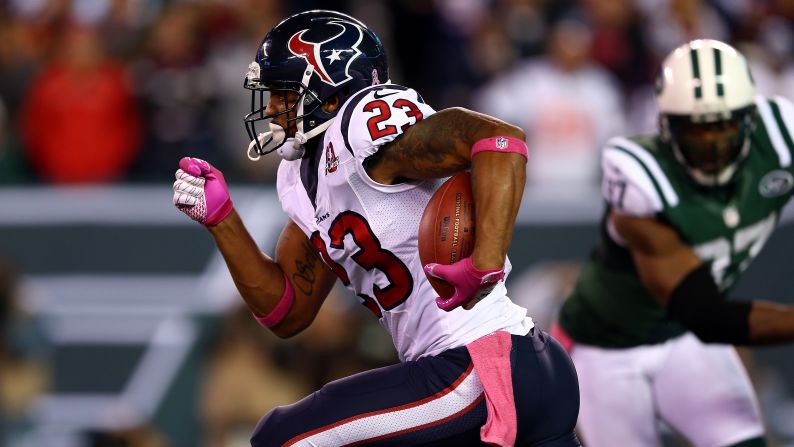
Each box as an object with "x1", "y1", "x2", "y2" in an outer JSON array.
[{"x1": 496, "y1": 137, "x2": 508, "y2": 150}]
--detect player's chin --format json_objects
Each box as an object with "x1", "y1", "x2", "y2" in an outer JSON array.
[
  {"x1": 690, "y1": 159, "x2": 724, "y2": 174},
  {"x1": 701, "y1": 165, "x2": 726, "y2": 175},
  {"x1": 269, "y1": 119, "x2": 288, "y2": 131}
]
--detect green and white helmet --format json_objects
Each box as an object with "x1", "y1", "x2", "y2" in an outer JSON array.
[{"x1": 656, "y1": 39, "x2": 757, "y2": 186}]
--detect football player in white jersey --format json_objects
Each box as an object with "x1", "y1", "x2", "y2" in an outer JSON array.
[{"x1": 172, "y1": 9, "x2": 580, "y2": 447}]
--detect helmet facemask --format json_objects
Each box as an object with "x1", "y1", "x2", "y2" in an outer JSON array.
[
  {"x1": 243, "y1": 64, "x2": 328, "y2": 161},
  {"x1": 661, "y1": 106, "x2": 756, "y2": 187}
]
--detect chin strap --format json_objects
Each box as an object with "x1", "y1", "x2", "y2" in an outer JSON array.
[
  {"x1": 247, "y1": 119, "x2": 335, "y2": 162},
  {"x1": 687, "y1": 163, "x2": 739, "y2": 186}
]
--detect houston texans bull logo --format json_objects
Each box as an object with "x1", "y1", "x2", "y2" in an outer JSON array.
[{"x1": 287, "y1": 19, "x2": 364, "y2": 87}]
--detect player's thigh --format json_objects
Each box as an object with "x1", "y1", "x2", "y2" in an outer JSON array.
[
  {"x1": 655, "y1": 333, "x2": 764, "y2": 447},
  {"x1": 511, "y1": 330, "x2": 580, "y2": 447},
  {"x1": 250, "y1": 346, "x2": 487, "y2": 447},
  {"x1": 570, "y1": 343, "x2": 663, "y2": 447}
]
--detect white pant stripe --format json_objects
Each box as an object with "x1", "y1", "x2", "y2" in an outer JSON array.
[{"x1": 286, "y1": 366, "x2": 484, "y2": 447}]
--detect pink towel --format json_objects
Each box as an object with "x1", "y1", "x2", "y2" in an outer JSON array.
[{"x1": 466, "y1": 331, "x2": 516, "y2": 447}]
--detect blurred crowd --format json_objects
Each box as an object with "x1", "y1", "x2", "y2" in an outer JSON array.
[
  {"x1": 1, "y1": 251, "x2": 400, "y2": 447},
  {"x1": 0, "y1": 0, "x2": 793, "y2": 189},
  {"x1": 0, "y1": 258, "x2": 50, "y2": 445}
]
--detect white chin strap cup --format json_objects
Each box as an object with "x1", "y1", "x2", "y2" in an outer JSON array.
[
  {"x1": 247, "y1": 123, "x2": 295, "y2": 161},
  {"x1": 277, "y1": 133, "x2": 307, "y2": 161},
  {"x1": 246, "y1": 119, "x2": 334, "y2": 162}
]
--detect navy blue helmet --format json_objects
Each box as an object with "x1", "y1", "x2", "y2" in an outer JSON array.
[{"x1": 244, "y1": 10, "x2": 388, "y2": 160}]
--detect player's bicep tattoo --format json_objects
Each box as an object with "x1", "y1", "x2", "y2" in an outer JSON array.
[{"x1": 380, "y1": 110, "x2": 481, "y2": 176}]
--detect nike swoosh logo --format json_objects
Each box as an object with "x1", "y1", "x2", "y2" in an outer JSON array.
[{"x1": 373, "y1": 90, "x2": 397, "y2": 99}]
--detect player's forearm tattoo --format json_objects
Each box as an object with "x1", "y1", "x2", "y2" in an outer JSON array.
[{"x1": 292, "y1": 240, "x2": 319, "y2": 295}]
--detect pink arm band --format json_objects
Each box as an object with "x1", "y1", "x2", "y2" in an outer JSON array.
[
  {"x1": 253, "y1": 274, "x2": 295, "y2": 328},
  {"x1": 471, "y1": 136, "x2": 528, "y2": 160}
]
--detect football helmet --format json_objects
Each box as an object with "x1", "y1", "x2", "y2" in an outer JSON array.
[
  {"x1": 656, "y1": 39, "x2": 757, "y2": 186},
  {"x1": 244, "y1": 10, "x2": 388, "y2": 161}
]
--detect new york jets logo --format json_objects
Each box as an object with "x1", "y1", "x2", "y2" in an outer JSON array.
[
  {"x1": 287, "y1": 20, "x2": 364, "y2": 87},
  {"x1": 759, "y1": 169, "x2": 794, "y2": 198}
]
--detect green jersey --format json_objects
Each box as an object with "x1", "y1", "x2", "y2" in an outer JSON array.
[{"x1": 560, "y1": 96, "x2": 794, "y2": 348}]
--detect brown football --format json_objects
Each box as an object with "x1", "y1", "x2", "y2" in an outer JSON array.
[{"x1": 418, "y1": 171, "x2": 476, "y2": 298}]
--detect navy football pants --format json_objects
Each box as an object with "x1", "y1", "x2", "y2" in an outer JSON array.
[{"x1": 251, "y1": 328, "x2": 581, "y2": 447}]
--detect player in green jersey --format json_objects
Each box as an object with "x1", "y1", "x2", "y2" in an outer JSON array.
[{"x1": 554, "y1": 39, "x2": 794, "y2": 447}]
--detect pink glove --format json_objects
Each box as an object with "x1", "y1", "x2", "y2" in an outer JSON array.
[
  {"x1": 424, "y1": 256, "x2": 505, "y2": 312},
  {"x1": 172, "y1": 157, "x2": 233, "y2": 226}
]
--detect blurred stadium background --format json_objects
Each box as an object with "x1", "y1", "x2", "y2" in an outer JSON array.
[{"x1": 1, "y1": 0, "x2": 794, "y2": 446}]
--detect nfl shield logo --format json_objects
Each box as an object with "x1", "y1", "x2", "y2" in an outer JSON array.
[
  {"x1": 495, "y1": 137, "x2": 508, "y2": 150},
  {"x1": 326, "y1": 142, "x2": 339, "y2": 174}
]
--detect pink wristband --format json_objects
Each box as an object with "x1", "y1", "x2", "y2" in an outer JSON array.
[
  {"x1": 253, "y1": 274, "x2": 295, "y2": 328},
  {"x1": 471, "y1": 136, "x2": 528, "y2": 160}
]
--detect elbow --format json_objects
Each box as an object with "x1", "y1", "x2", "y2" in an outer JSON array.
[
  {"x1": 270, "y1": 326, "x2": 301, "y2": 339},
  {"x1": 445, "y1": 107, "x2": 526, "y2": 141},
  {"x1": 487, "y1": 117, "x2": 526, "y2": 141},
  {"x1": 268, "y1": 315, "x2": 311, "y2": 339},
  {"x1": 270, "y1": 325, "x2": 306, "y2": 339},
  {"x1": 666, "y1": 265, "x2": 752, "y2": 345},
  {"x1": 500, "y1": 123, "x2": 526, "y2": 141},
  {"x1": 673, "y1": 306, "x2": 752, "y2": 345},
  {"x1": 683, "y1": 320, "x2": 731, "y2": 344},
  {"x1": 250, "y1": 302, "x2": 310, "y2": 339}
]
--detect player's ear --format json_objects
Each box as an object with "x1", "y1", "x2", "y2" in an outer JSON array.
[{"x1": 322, "y1": 94, "x2": 341, "y2": 113}]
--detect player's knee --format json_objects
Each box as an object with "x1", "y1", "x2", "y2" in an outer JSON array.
[{"x1": 250, "y1": 406, "x2": 289, "y2": 447}]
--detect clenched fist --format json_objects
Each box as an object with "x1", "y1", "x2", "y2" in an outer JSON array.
[{"x1": 173, "y1": 157, "x2": 233, "y2": 226}]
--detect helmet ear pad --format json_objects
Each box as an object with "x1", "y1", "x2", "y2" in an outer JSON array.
[
  {"x1": 307, "y1": 75, "x2": 370, "y2": 123},
  {"x1": 319, "y1": 94, "x2": 342, "y2": 114}
]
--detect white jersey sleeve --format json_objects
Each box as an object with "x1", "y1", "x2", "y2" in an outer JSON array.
[
  {"x1": 601, "y1": 137, "x2": 667, "y2": 218},
  {"x1": 275, "y1": 159, "x2": 316, "y2": 236},
  {"x1": 337, "y1": 84, "x2": 436, "y2": 165}
]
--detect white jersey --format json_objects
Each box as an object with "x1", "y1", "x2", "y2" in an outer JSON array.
[{"x1": 277, "y1": 84, "x2": 532, "y2": 361}]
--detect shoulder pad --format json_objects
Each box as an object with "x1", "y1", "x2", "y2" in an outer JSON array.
[
  {"x1": 333, "y1": 84, "x2": 436, "y2": 164},
  {"x1": 601, "y1": 136, "x2": 679, "y2": 217}
]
